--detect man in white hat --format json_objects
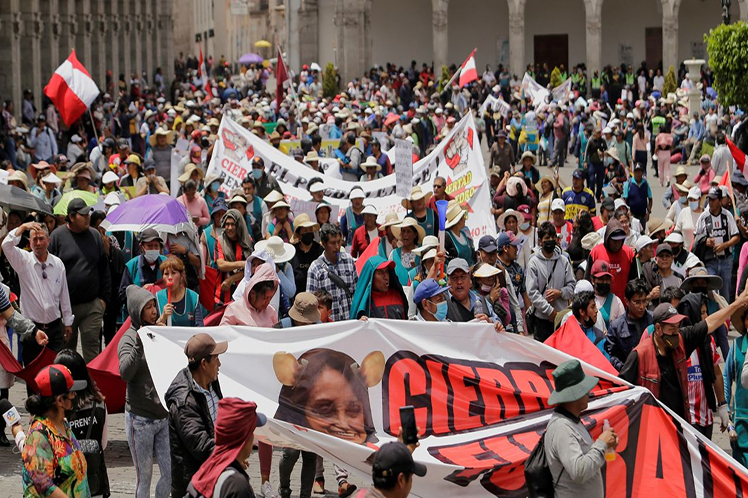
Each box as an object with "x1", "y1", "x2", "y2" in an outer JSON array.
[{"x1": 664, "y1": 231, "x2": 700, "y2": 278}]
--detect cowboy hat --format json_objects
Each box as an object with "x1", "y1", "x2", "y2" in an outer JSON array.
[
  {"x1": 681, "y1": 266, "x2": 723, "y2": 293},
  {"x1": 391, "y1": 217, "x2": 426, "y2": 243},
  {"x1": 605, "y1": 147, "x2": 621, "y2": 163},
  {"x1": 292, "y1": 213, "x2": 320, "y2": 233},
  {"x1": 255, "y1": 236, "x2": 296, "y2": 264},
  {"x1": 497, "y1": 209, "x2": 522, "y2": 231},
  {"x1": 647, "y1": 217, "x2": 673, "y2": 236},
  {"x1": 304, "y1": 150, "x2": 321, "y2": 164},
  {"x1": 379, "y1": 212, "x2": 401, "y2": 229},
  {"x1": 673, "y1": 182, "x2": 690, "y2": 194},
  {"x1": 445, "y1": 202, "x2": 467, "y2": 229},
  {"x1": 148, "y1": 127, "x2": 174, "y2": 147},
  {"x1": 401, "y1": 186, "x2": 433, "y2": 210},
  {"x1": 520, "y1": 151, "x2": 536, "y2": 164},
  {"x1": 360, "y1": 156, "x2": 381, "y2": 172},
  {"x1": 548, "y1": 359, "x2": 599, "y2": 405},
  {"x1": 178, "y1": 163, "x2": 205, "y2": 184}
]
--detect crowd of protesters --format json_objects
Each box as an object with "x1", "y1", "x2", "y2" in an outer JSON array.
[{"x1": 2, "y1": 52, "x2": 748, "y2": 497}]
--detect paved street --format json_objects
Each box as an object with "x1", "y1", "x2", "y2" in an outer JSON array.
[{"x1": 0, "y1": 143, "x2": 736, "y2": 496}]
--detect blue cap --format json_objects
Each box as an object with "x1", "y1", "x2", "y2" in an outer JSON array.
[
  {"x1": 496, "y1": 231, "x2": 522, "y2": 249},
  {"x1": 478, "y1": 235, "x2": 498, "y2": 253},
  {"x1": 413, "y1": 279, "x2": 451, "y2": 306},
  {"x1": 211, "y1": 198, "x2": 228, "y2": 215}
]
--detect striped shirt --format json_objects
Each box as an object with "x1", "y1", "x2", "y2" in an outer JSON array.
[{"x1": 193, "y1": 380, "x2": 219, "y2": 423}]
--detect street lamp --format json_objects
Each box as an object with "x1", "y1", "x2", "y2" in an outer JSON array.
[{"x1": 721, "y1": 0, "x2": 732, "y2": 24}]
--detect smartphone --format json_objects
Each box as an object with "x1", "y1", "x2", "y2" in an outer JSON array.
[{"x1": 399, "y1": 405, "x2": 418, "y2": 445}]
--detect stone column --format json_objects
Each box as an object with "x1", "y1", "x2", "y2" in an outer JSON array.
[
  {"x1": 298, "y1": 0, "x2": 319, "y2": 68},
  {"x1": 740, "y1": 0, "x2": 748, "y2": 21},
  {"x1": 119, "y1": 0, "x2": 132, "y2": 81},
  {"x1": 76, "y1": 0, "x2": 93, "y2": 71},
  {"x1": 106, "y1": 1, "x2": 120, "y2": 87},
  {"x1": 432, "y1": 0, "x2": 449, "y2": 70},
  {"x1": 143, "y1": 0, "x2": 154, "y2": 83},
  {"x1": 507, "y1": 0, "x2": 525, "y2": 76},
  {"x1": 334, "y1": 0, "x2": 371, "y2": 83},
  {"x1": 662, "y1": 11, "x2": 679, "y2": 72},
  {"x1": 158, "y1": 0, "x2": 174, "y2": 91},
  {"x1": 40, "y1": 0, "x2": 60, "y2": 87},
  {"x1": 20, "y1": 1, "x2": 42, "y2": 114},
  {"x1": 0, "y1": 0, "x2": 24, "y2": 117},
  {"x1": 89, "y1": 1, "x2": 107, "y2": 88},
  {"x1": 132, "y1": 0, "x2": 143, "y2": 80},
  {"x1": 584, "y1": 0, "x2": 602, "y2": 77},
  {"x1": 59, "y1": 0, "x2": 77, "y2": 58}
]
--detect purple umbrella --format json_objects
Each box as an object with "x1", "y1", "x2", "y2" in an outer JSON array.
[
  {"x1": 238, "y1": 52, "x2": 264, "y2": 65},
  {"x1": 100, "y1": 194, "x2": 193, "y2": 235}
]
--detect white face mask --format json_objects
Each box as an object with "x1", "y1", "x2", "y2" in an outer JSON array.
[
  {"x1": 520, "y1": 222, "x2": 530, "y2": 231},
  {"x1": 144, "y1": 249, "x2": 160, "y2": 264}
]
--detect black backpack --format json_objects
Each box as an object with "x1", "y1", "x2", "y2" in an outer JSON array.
[{"x1": 524, "y1": 432, "x2": 565, "y2": 498}]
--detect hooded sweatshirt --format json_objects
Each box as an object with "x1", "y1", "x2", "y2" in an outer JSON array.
[
  {"x1": 349, "y1": 255, "x2": 408, "y2": 320},
  {"x1": 118, "y1": 285, "x2": 168, "y2": 419},
  {"x1": 586, "y1": 219, "x2": 634, "y2": 301},
  {"x1": 526, "y1": 245, "x2": 576, "y2": 320},
  {"x1": 220, "y1": 263, "x2": 280, "y2": 327}
]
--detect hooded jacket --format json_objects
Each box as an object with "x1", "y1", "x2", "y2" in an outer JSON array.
[
  {"x1": 349, "y1": 255, "x2": 407, "y2": 320},
  {"x1": 526, "y1": 245, "x2": 576, "y2": 319},
  {"x1": 220, "y1": 262, "x2": 279, "y2": 327},
  {"x1": 585, "y1": 219, "x2": 634, "y2": 301},
  {"x1": 165, "y1": 367, "x2": 224, "y2": 497},
  {"x1": 117, "y1": 285, "x2": 168, "y2": 419}
]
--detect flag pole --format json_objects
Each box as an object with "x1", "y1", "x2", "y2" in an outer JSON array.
[{"x1": 87, "y1": 107, "x2": 98, "y2": 141}]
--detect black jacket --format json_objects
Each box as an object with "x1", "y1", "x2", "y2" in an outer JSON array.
[{"x1": 165, "y1": 367, "x2": 224, "y2": 497}]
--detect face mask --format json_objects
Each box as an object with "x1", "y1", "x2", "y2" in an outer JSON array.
[
  {"x1": 481, "y1": 284, "x2": 493, "y2": 294},
  {"x1": 662, "y1": 333, "x2": 680, "y2": 349},
  {"x1": 252, "y1": 169, "x2": 263, "y2": 179},
  {"x1": 211, "y1": 181, "x2": 220, "y2": 191},
  {"x1": 433, "y1": 301, "x2": 448, "y2": 321},
  {"x1": 689, "y1": 201, "x2": 700, "y2": 211},
  {"x1": 692, "y1": 286, "x2": 708, "y2": 295},
  {"x1": 300, "y1": 232, "x2": 315, "y2": 245},
  {"x1": 595, "y1": 283, "x2": 610, "y2": 296},
  {"x1": 542, "y1": 240, "x2": 556, "y2": 253},
  {"x1": 144, "y1": 249, "x2": 160, "y2": 264},
  {"x1": 520, "y1": 222, "x2": 530, "y2": 231},
  {"x1": 678, "y1": 196, "x2": 687, "y2": 205}
]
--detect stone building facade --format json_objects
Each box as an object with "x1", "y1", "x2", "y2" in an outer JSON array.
[{"x1": 0, "y1": 0, "x2": 174, "y2": 119}]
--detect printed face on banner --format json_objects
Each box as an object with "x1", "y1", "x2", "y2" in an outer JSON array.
[{"x1": 273, "y1": 349, "x2": 385, "y2": 445}]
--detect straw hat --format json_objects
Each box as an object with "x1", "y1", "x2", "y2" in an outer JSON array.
[
  {"x1": 178, "y1": 163, "x2": 205, "y2": 184},
  {"x1": 401, "y1": 186, "x2": 433, "y2": 210},
  {"x1": 647, "y1": 217, "x2": 673, "y2": 236},
  {"x1": 413, "y1": 235, "x2": 439, "y2": 256},
  {"x1": 605, "y1": 147, "x2": 621, "y2": 163},
  {"x1": 255, "y1": 236, "x2": 296, "y2": 263},
  {"x1": 8, "y1": 170, "x2": 29, "y2": 191},
  {"x1": 445, "y1": 202, "x2": 467, "y2": 229},
  {"x1": 379, "y1": 212, "x2": 401, "y2": 229},
  {"x1": 497, "y1": 209, "x2": 522, "y2": 231},
  {"x1": 292, "y1": 213, "x2": 320, "y2": 233},
  {"x1": 473, "y1": 263, "x2": 501, "y2": 278},
  {"x1": 520, "y1": 151, "x2": 536, "y2": 164},
  {"x1": 204, "y1": 173, "x2": 223, "y2": 188},
  {"x1": 391, "y1": 217, "x2": 426, "y2": 243},
  {"x1": 304, "y1": 150, "x2": 321, "y2": 165},
  {"x1": 673, "y1": 182, "x2": 690, "y2": 194},
  {"x1": 360, "y1": 156, "x2": 381, "y2": 172},
  {"x1": 149, "y1": 127, "x2": 174, "y2": 146}
]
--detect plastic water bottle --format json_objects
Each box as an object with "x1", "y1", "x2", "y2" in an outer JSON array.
[{"x1": 603, "y1": 419, "x2": 616, "y2": 461}]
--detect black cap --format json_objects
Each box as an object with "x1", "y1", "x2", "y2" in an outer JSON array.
[
  {"x1": 117, "y1": 138, "x2": 129, "y2": 149},
  {"x1": 67, "y1": 198, "x2": 93, "y2": 216},
  {"x1": 707, "y1": 186, "x2": 722, "y2": 199},
  {"x1": 652, "y1": 302, "x2": 687, "y2": 324},
  {"x1": 601, "y1": 197, "x2": 615, "y2": 212},
  {"x1": 572, "y1": 169, "x2": 584, "y2": 180},
  {"x1": 478, "y1": 235, "x2": 498, "y2": 253},
  {"x1": 138, "y1": 228, "x2": 162, "y2": 244},
  {"x1": 656, "y1": 242, "x2": 673, "y2": 256},
  {"x1": 633, "y1": 162, "x2": 644, "y2": 171},
  {"x1": 372, "y1": 442, "x2": 427, "y2": 480}
]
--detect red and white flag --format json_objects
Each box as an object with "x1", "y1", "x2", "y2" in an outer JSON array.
[
  {"x1": 199, "y1": 44, "x2": 213, "y2": 100},
  {"x1": 276, "y1": 46, "x2": 290, "y2": 110},
  {"x1": 726, "y1": 136, "x2": 747, "y2": 178},
  {"x1": 458, "y1": 49, "x2": 478, "y2": 88},
  {"x1": 43, "y1": 50, "x2": 99, "y2": 126}
]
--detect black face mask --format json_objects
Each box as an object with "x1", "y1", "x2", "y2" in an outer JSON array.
[
  {"x1": 595, "y1": 283, "x2": 611, "y2": 296},
  {"x1": 662, "y1": 333, "x2": 680, "y2": 349},
  {"x1": 542, "y1": 240, "x2": 556, "y2": 253},
  {"x1": 692, "y1": 286, "x2": 708, "y2": 295},
  {"x1": 300, "y1": 232, "x2": 315, "y2": 245}
]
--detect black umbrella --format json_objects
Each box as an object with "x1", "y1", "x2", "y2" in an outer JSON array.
[{"x1": 0, "y1": 184, "x2": 53, "y2": 215}]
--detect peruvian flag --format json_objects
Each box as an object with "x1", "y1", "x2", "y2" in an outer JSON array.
[
  {"x1": 458, "y1": 48, "x2": 478, "y2": 88},
  {"x1": 727, "y1": 136, "x2": 748, "y2": 178},
  {"x1": 43, "y1": 50, "x2": 99, "y2": 126},
  {"x1": 199, "y1": 44, "x2": 213, "y2": 100},
  {"x1": 276, "y1": 46, "x2": 290, "y2": 110}
]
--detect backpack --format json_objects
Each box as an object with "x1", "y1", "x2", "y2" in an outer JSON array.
[{"x1": 524, "y1": 431, "x2": 565, "y2": 498}]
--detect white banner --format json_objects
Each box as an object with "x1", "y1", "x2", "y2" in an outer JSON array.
[
  {"x1": 478, "y1": 95, "x2": 511, "y2": 118},
  {"x1": 206, "y1": 113, "x2": 495, "y2": 245},
  {"x1": 141, "y1": 320, "x2": 748, "y2": 498},
  {"x1": 521, "y1": 72, "x2": 550, "y2": 104},
  {"x1": 551, "y1": 77, "x2": 573, "y2": 104}
]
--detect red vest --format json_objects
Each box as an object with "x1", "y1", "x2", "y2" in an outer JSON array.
[{"x1": 634, "y1": 335, "x2": 689, "y2": 415}]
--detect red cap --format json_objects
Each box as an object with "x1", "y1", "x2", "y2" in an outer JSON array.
[
  {"x1": 376, "y1": 260, "x2": 395, "y2": 271},
  {"x1": 590, "y1": 260, "x2": 613, "y2": 278},
  {"x1": 516, "y1": 204, "x2": 532, "y2": 220},
  {"x1": 34, "y1": 364, "x2": 87, "y2": 397}
]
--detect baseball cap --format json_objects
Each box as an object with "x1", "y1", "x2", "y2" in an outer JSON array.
[
  {"x1": 609, "y1": 229, "x2": 627, "y2": 241},
  {"x1": 663, "y1": 232, "x2": 684, "y2": 244},
  {"x1": 67, "y1": 198, "x2": 93, "y2": 216},
  {"x1": 413, "y1": 278, "x2": 451, "y2": 305},
  {"x1": 653, "y1": 302, "x2": 687, "y2": 325},
  {"x1": 700, "y1": 154, "x2": 711, "y2": 163},
  {"x1": 590, "y1": 260, "x2": 613, "y2": 278},
  {"x1": 446, "y1": 258, "x2": 470, "y2": 275},
  {"x1": 656, "y1": 243, "x2": 673, "y2": 256},
  {"x1": 138, "y1": 228, "x2": 162, "y2": 244},
  {"x1": 496, "y1": 231, "x2": 522, "y2": 249},
  {"x1": 185, "y1": 333, "x2": 228, "y2": 364},
  {"x1": 478, "y1": 235, "x2": 498, "y2": 253},
  {"x1": 707, "y1": 186, "x2": 722, "y2": 199},
  {"x1": 633, "y1": 163, "x2": 644, "y2": 171},
  {"x1": 34, "y1": 364, "x2": 87, "y2": 397},
  {"x1": 372, "y1": 442, "x2": 427, "y2": 480},
  {"x1": 117, "y1": 138, "x2": 129, "y2": 149},
  {"x1": 634, "y1": 235, "x2": 654, "y2": 253},
  {"x1": 551, "y1": 198, "x2": 566, "y2": 212},
  {"x1": 614, "y1": 199, "x2": 627, "y2": 211},
  {"x1": 572, "y1": 169, "x2": 585, "y2": 180},
  {"x1": 601, "y1": 197, "x2": 615, "y2": 212},
  {"x1": 688, "y1": 186, "x2": 702, "y2": 200},
  {"x1": 516, "y1": 204, "x2": 532, "y2": 220}
]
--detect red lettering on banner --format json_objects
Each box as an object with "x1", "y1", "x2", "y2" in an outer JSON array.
[
  {"x1": 447, "y1": 363, "x2": 482, "y2": 432},
  {"x1": 386, "y1": 356, "x2": 428, "y2": 438},
  {"x1": 474, "y1": 367, "x2": 520, "y2": 423},
  {"x1": 426, "y1": 358, "x2": 450, "y2": 437}
]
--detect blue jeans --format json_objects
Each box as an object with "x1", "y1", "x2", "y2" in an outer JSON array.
[
  {"x1": 125, "y1": 411, "x2": 171, "y2": 498},
  {"x1": 706, "y1": 257, "x2": 733, "y2": 308}
]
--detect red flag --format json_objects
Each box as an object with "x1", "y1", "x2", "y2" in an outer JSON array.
[
  {"x1": 199, "y1": 44, "x2": 213, "y2": 100},
  {"x1": 87, "y1": 319, "x2": 129, "y2": 413},
  {"x1": 544, "y1": 314, "x2": 618, "y2": 376},
  {"x1": 43, "y1": 50, "x2": 100, "y2": 126},
  {"x1": 355, "y1": 237, "x2": 381, "y2": 275},
  {"x1": 726, "y1": 137, "x2": 747, "y2": 178},
  {"x1": 458, "y1": 49, "x2": 478, "y2": 88},
  {"x1": 276, "y1": 47, "x2": 289, "y2": 110}
]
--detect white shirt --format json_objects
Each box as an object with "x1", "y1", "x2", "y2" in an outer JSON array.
[{"x1": 1, "y1": 229, "x2": 74, "y2": 326}]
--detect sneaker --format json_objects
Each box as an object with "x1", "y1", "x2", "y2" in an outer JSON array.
[
  {"x1": 261, "y1": 481, "x2": 278, "y2": 498},
  {"x1": 313, "y1": 480, "x2": 325, "y2": 494},
  {"x1": 338, "y1": 482, "x2": 357, "y2": 498}
]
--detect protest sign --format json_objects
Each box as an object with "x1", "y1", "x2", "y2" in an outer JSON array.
[
  {"x1": 206, "y1": 113, "x2": 495, "y2": 246},
  {"x1": 141, "y1": 319, "x2": 748, "y2": 498},
  {"x1": 394, "y1": 139, "x2": 413, "y2": 198}
]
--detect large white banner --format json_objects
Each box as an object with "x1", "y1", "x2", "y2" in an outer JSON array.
[
  {"x1": 141, "y1": 320, "x2": 748, "y2": 498},
  {"x1": 206, "y1": 114, "x2": 496, "y2": 245}
]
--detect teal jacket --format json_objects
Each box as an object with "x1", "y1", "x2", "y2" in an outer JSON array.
[{"x1": 349, "y1": 255, "x2": 407, "y2": 320}]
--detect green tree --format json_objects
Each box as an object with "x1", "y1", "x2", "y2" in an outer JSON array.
[
  {"x1": 550, "y1": 67, "x2": 563, "y2": 88},
  {"x1": 663, "y1": 66, "x2": 677, "y2": 96},
  {"x1": 323, "y1": 63, "x2": 338, "y2": 99},
  {"x1": 706, "y1": 22, "x2": 748, "y2": 109}
]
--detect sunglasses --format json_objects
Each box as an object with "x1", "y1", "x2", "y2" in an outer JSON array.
[{"x1": 41, "y1": 263, "x2": 47, "y2": 280}]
